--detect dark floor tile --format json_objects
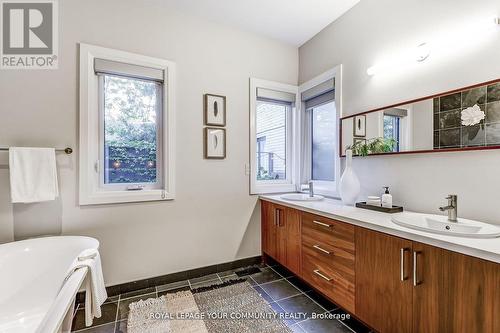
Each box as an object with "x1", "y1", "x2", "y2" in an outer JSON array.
[
  {"x1": 190, "y1": 279, "x2": 222, "y2": 290},
  {"x1": 115, "y1": 320, "x2": 127, "y2": 333},
  {"x1": 287, "y1": 277, "x2": 312, "y2": 293},
  {"x1": 305, "y1": 291, "x2": 338, "y2": 311},
  {"x1": 156, "y1": 280, "x2": 189, "y2": 292},
  {"x1": 260, "y1": 279, "x2": 301, "y2": 301},
  {"x1": 288, "y1": 323, "x2": 306, "y2": 333},
  {"x1": 74, "y1": 322, "x2": 116, "y2": 332},
  {"x1": 253, "y1": 285, "x2": 274, "y2": 303},
  {"x1": 250, "y1": 267, "x2": 282, "y2": 284},
  {"x1": 158, "y1": 286, "x2": 190, "y2": 297},
  {"x1": 189, "y1": 273, "x2": 219, "y2": 285},
  {"x1": 269, "y1": 301, "x2": 298, "y2": 325},
  {"x1": 221, "y1": 274, "x2": 256, "y2": 285},
  {"x1": 278, "y1": 294, "x2": 325, "y2": 320},
  {"x1": 119, "y1": 287, "x2": 156, "y2": 300},
  {"x1": 270, "y1": 264, "x2": 294, "y2": 278},
  {"x1": 72, "y1": 302, "x2": 118, "y2": 331},
  {"x1": 117, "y1": 293, "x2": 156, "y2": 320},
  {"x1": 235, "y1": 265, "x2": 262, "y2": 277},
  {"x1": 332, "y1": 309, "x2": 371, "y2": 333},
  {"x1": 217, "y1": 269, "x2": 237, "y2": 278},
  {"x1": 299, "y1": 317, "x2": 352, "y2": 333}
]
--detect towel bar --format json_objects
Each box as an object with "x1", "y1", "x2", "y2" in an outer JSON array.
[{"x1": 0, "y1": 147, "x2": 73, "y2": 154}]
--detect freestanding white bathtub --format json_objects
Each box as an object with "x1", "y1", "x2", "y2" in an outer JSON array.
[{"x1": 0, "y1": 236, "x2": 100, "y2": 333}]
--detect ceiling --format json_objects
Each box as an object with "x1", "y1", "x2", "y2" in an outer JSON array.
[{"x1": 161, "y1": 0, "x2": 361, "y2": 46}]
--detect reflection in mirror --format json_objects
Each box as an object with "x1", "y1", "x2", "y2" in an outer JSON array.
[{"x1": 341, "y1": 80, "x2": 500, "y2": 156}]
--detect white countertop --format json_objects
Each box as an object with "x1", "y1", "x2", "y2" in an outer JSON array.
[{"x1": 260, "y1": 194, "x2": 500, "y2": 264}]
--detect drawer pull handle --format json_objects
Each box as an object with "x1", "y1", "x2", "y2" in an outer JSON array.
[
  {"x1": 413, "y1": 251, "x2": 422, "y2": 286},
  {"x1": 400, "y1": 247, "x2": 410, "y2": 281},
  {"x1": 312, "y1": 220, "x2": 332, "y2": 228},
  {"x1": 313, "y1": 269, "x2": 333, "y2": 281},
  {"x1": 313, "y1": 245, "x2": 331, "y2": 255}
]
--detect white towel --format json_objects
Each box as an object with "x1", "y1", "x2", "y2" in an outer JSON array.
[
  {"x1": 9, "y1": 147, "x2": 59, "y2": 203},
  {"x1": 66, "y1": 249, "x2": 108, "y2": 327}
]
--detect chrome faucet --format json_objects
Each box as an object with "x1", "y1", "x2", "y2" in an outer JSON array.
[
  {"x1": 308, "y1": 181, "x2": 314, "y2": 197},
  {"x1": 439, "y1": 195, "x2": 458, "y2": 222}
]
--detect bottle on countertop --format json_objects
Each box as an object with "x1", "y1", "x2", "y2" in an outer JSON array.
[{"x1": 381, "y1": 187, "x2": 393, "y2": 208}]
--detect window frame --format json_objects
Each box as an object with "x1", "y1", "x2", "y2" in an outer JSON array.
[
  {"x1": 79, "y1": 43, "x2": 176, "y2": 205},
  {"x1": 298, "y1": 66, "x2": 342, "y2": 197},
  {"x1": 250, "y1": 78, "x2": 298, "y2": 194}
]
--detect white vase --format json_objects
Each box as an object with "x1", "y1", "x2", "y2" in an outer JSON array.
[{"x1": 339, "y1": 149, "x2": 360, "y2": 206}]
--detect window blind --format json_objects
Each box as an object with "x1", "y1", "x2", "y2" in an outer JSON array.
[
  {"x1": 94, "y1": 58, "x2": 164, "y2": 82},
  {"x1": 302, "y1": 78, "x2": 335, "y2": 110},
  {"x1": 257, "y1": 87, "x2": 296, "y2": 104}
]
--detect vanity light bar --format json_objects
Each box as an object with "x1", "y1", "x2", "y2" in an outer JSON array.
[{"x1": 495, "y1": 17, "x2": 500, "y2": 25}]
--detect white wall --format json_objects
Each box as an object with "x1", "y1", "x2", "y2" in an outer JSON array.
[
  {"x1": 300, "y1": 0, "x2": 500, "y2": 224},
  {"x1": 0, "y1": 0, "x2": 298, "y2": 285}
]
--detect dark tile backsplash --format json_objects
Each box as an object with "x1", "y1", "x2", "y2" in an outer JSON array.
[
  {"x1": 433, "y1": 81, "x2": 500, "y2": 149},
  {"x1": 487, "y1": 82, "x2": 500, "y2": 103},
  {"x1": 439, "y1": 92, "x2": 461, "y2": 111}
]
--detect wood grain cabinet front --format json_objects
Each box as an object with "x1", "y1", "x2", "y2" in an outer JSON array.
[
  {"x1": 261, "y1": 201, "x2": 301, "y2": 276},
  {"x1": 301, "y1": 212, "x2": 356, "y2": 313},
  {"x1": 261, "y1": 200, "x2": 500, "y2": 333},
  {"x1": 356, "y1": 227, "x2": 500, "y2": 333}
]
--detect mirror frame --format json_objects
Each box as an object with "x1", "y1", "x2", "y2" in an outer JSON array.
[{"x1": 339, "y1": 77, "x2": 500, "y2": 157}]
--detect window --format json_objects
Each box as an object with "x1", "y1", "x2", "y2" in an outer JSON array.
[
  {"x1": 383, "y1": 115, "x2": 401, "y2": 152},
  {"x1": 311, "y1": 101, "x2": 336, "y2": 181},
  {"x1": 256, "y1": 100, "x2": 289, "y2": 181},
  {"x1": 79, "y1": 44, "x2": 176, "y2": 205},
  {"x1": 300, "y1": 74, "x2": 339, "y2": 196},
  {"x1": 250, "y1": 78, "x2": 297, "y2": 194}
]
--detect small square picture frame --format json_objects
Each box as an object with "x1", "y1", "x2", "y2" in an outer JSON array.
[
  {"x1": 204, "y1": 94, "x2": 226, "y2": 127},
  {"x1": 353, "y1": 115, "x2": 366, "y2": 137},
  {"x1": 204, "y1": 127, "x2": 226, "y2": 159}
]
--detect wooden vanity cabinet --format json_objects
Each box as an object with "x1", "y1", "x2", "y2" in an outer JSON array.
[
  {"x1": 357, "y1": 227, "x2": 500, "y2": 333},
  {"x1": 355, "y1": 228, "x2": 413, "y2": 333},
  {"x1": 261, "y1": 201, "x2": 301, "y2": 275},
  {"x1": 261, "y1": 200, "x2": 500, "y2": 333}
]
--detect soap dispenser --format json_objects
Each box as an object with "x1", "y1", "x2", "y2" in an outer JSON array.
[{"x1": 381, "y1": 187, "x2": 393, "y2": 208}]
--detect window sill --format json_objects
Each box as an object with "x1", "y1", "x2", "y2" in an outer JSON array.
[{"x1": 79, "y1": 189, "x2": 173, "y2": 205}]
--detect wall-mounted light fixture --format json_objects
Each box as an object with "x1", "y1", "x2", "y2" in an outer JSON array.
[{"x1": 367, "y1": 16, "x2": 500, "y2": 76}]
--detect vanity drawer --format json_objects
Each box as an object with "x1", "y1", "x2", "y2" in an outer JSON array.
[
  {"x1": 302, "y1": 253, "x2": 355, "y2": 313},
  {"x1": 302, "y1": 235, "x2": 355, "y2": 280},
  {"x1": 301, "y1": 212, "x2": 355, "y2": 254}
]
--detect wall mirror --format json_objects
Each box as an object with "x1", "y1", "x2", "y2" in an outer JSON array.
[{"x1": 340, "y1": 79, "x2": 500, "y2": 156}]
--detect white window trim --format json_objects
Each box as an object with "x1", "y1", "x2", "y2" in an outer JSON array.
[
  {"x1": 298, "y1": 65, "x2": 342, "y2": 197},
  {"x1": 250, "y1": 78, "x2": 299, "y2": 194},
  {"x1": 79, "y1": 43, "x2": 176, "y2": 205}
]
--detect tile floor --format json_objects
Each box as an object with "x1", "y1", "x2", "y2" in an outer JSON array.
[{"x1": 71, "y1": 263, "x2": 371, "y2": 333}]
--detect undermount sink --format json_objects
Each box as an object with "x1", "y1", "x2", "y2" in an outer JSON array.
[
  {"x1": 280, "y1": 193, "x2": 324, "y2": 201},
  {"x1": 391, "y1": 212, "x2": 500, "y2": 238}
]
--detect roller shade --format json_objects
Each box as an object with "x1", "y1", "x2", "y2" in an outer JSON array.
[
  {"x1": 384, "y1": 108, "x2": 408, "y2": 117},
  {"x1": 302, "y1": 78, "x2": 335, "y2": 110},
  {"x1": 257, "y1": 87, "x2": 296, "y2": 104},
  {"x1": 94, "y1": 58, "x2": 164, "y2": 82}
]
